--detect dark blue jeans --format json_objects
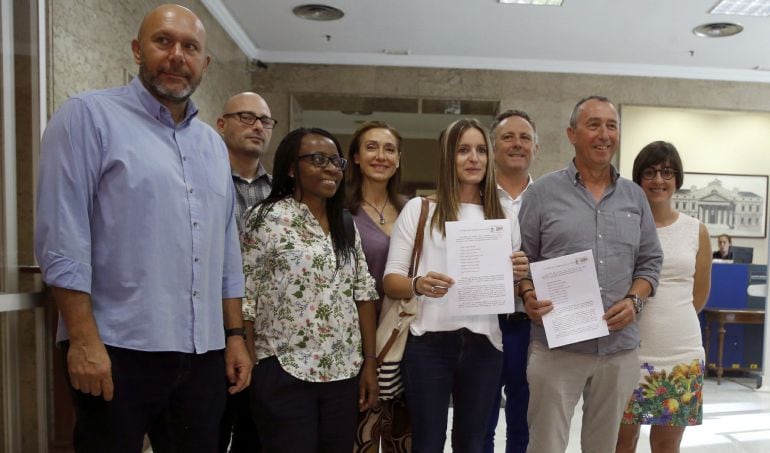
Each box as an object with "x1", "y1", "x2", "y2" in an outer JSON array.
[
  {"x1": 484, "y1": 316, "x2": 530, "y2": 453},
  {"x1": 402, "y1": 329, "x2": 503, "y2": 453}
]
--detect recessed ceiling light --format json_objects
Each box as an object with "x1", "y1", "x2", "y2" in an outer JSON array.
[
  {"x1": 710, "y1": 0, "x2": 770, "y2": 17},
  {"x1": 692, "y1": 22, "x2": 744, "y2": 37},
  {"x1": 498, "y1": 0, "x2": 564, "y2": 5},
  {"x1": 293, "y1": 4, "x2": 344, "y2": 21}
]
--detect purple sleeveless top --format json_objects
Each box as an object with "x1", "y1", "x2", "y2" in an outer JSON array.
[{"x1": 352, "y1": 209, "x2": 390, "y2": 316}]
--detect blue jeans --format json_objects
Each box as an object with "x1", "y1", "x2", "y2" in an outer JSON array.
[
  {"x1": 402, "y1": 329, "x2": 503, "y2": 453},
  {"x1": 484, "y1": 316, "x2": 530, "y2": 453}
]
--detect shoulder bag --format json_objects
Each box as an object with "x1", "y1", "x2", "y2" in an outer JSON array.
[{"x1": 376, "y1": 197, "x2": 429, "y2": 400}]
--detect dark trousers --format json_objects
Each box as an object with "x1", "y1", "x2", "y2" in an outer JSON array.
[
  {"x1": 250, "y1": 356, "x2": 359, "y2": 453},
  {"x1": 219, "y1": 389, "x2": 260, "y2": 453},
  {"x1": 63, "y1": 343, "x2": 226, "y2": 453},
  {"x1": 402, "y1": 329, "x2": 503, "y2": 453},
  {"x1": 484, "y1": 317, "x2": 531, "y2": 453}
]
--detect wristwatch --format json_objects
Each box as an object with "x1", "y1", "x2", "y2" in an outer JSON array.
[
  {"x1": 225, "y1": 327, "x2": 247, "y2": 340},
  {"x1": 625, "y1": 294, "x2": 644, "y2": 314}
]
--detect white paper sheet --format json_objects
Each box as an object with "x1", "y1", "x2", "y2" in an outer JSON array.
[
  {"x1": 529, "y1": 249, "x2": 609, "y2": 348},
  {"x1": 445, "y1": 219, "x2": 515, "y2": 315}
]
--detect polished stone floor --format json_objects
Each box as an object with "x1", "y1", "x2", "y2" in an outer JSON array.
[{"x1": 448, "y1": 376, "x2": 770, "y2": 452}]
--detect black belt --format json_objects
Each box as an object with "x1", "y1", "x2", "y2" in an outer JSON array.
[{"x1": 500, "y1": 312, "x2": 529, "y2": 322}]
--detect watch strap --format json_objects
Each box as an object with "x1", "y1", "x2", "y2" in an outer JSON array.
[
  {"x1": 625, "y1": 294, "x2": 643, "y2": 314},
  {"x1": 225, "y1": 327, "x2": 247, "y2": 339}
]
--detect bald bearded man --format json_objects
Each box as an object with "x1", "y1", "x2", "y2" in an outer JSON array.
[{"x1": 35, "y1": 5, "x2": 251, "y2": 452}]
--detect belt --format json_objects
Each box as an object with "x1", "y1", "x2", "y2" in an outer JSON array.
[{"x1": 501, "y1": 312, "x2": 529, "y2": 322}]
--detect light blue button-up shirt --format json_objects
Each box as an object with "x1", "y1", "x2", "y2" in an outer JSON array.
[{"x1": 35, "y1": 77, "x2": 244, "y2": 353}]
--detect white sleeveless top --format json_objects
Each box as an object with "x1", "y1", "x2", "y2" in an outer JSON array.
[{"x1": 638, "y1": 213, "x2": 705, "y2": 369}]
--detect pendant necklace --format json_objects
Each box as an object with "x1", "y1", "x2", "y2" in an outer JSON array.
[{"x1": 362, "y1": 198, "x2": 389, "y2": 225}]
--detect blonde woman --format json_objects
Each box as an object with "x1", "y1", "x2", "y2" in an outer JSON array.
[{"x1": 383, "y1": 119, "x2": 528, "y2": 452}]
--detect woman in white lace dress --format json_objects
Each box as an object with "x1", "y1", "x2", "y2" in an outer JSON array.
[{"x1": 616, "y1": 141, "x2": 712, "y2": 453}]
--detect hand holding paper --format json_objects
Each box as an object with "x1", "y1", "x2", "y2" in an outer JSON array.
[
  {"x1": 445, "y1": 219, "x2": 516, "y2": 315},
  {"x1": 603, "y1": 298, "x2": 636, "y2": 330},
  {"x1": 510, "y1": 250, "x2": 529, "y2": 280},
  {"x1": 522, "y1": 291, "x2": 552, "y2": 324},
  {"x1": 529, "y1": 250, "x2": 609, "y2": 348},
  {"x1": 416, "y1": 272, "x2": 454, "y2": 298}
]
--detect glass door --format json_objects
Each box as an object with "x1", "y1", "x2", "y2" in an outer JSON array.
[{"x1": 1, "y1": 0, "x2": 46, "y2": 451}]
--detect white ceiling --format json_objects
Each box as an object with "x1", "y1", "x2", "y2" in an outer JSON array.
[{"x1": 202, "y1": 0, "x2": 770, "y2": 83}]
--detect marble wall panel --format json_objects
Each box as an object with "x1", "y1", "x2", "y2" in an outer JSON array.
[
  {"x1": 49, "y1": 0, "x2": 251, "y2": 127},
  {"x1": 253, "y1": 64, "x2": 770, "y2": 177}
]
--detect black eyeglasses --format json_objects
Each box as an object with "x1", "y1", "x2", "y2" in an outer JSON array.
[
  {"x1": 222, "y1": 111, "x2": 278, "y2": 129},
  {"x1": 641, "y1": 167, "x2": 677, "y2": 180},
  {"x1": 297, "y1": 153, "x2": 347, "y2": 171}
]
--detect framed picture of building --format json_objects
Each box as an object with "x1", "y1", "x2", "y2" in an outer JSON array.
[{"x1": 674, "y1": 172, "x2": 768, "y2": 238}]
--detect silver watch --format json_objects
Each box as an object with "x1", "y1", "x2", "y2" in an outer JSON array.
[{"x1": 626, "y1": 294, "x2": 644, "y2": 314}]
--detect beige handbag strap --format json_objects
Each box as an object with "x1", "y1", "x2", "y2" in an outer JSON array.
[
  {"x1": 408, "y1": 197, "x2": 430, "y2": 278},
  {"x1": 377, "y1": 198, "x2": 429, "y2": 364}
]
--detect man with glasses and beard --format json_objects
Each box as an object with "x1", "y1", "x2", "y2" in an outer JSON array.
[{"x1": 35, "y1": 5, "x2": 251, "y2": 452}]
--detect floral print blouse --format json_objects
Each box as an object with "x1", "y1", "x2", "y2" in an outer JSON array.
[{"x1": 241, "y1": 198, "x2": 378, "y2": 382}]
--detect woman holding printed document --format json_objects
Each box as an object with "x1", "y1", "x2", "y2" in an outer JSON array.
[{"x1": 383, "y1": 119, "x2": 528, "y2": 452}]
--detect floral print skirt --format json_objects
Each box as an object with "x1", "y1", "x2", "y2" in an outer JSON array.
[{"x1": 621, "y1": 359, "x2": 704, "y2": 426}]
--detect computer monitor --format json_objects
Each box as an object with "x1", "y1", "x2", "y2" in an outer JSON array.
[{"x1": 731, "y1": 246, "x2": 753, "y2": 264}]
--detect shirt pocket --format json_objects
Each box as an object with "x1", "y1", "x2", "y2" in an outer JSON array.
[{"x1": 605, "y1": 210, "x2": 641, "y2": 259}]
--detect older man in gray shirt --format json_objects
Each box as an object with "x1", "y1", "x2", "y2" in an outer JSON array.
[{"x1": 517, "y1": 96, "x2": 662, "y2": 453}]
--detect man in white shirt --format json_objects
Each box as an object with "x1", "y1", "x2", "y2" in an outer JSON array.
[{"x1": 485, "y1": 110, "x2": 539, "y2": 453}]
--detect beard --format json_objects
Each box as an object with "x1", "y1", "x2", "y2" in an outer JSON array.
[{"x1": 138, "y1": 60, "x2": 200, "y2": 103}]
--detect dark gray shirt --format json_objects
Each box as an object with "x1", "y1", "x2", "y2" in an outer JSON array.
[
  {"x1": 519, "y1": 160, "x2": 662, "y2": 355},
  {"x1": 232, "y1": 163, "x2": 272, "y2": 231}
]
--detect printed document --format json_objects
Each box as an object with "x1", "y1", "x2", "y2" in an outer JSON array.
[
  {"x1": 445, "y1": 219, "x2": 515, "y2": 315},
  {"x1": 529, "y1": 249, "x2": 609, "y2": 348}
]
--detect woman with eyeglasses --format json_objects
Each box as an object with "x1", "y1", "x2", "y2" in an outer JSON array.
[
  {"x1": 345, "y1": 121, "x2": 412, "y2": 453},
  {"x1": 383, "y1": 119, "x2": 528, "y2": 452},
  {"x1": 616, "y1": 141, "x2": 712, "y2": 453},
  {"x1": 241, "y1": 127, "x2": 380, "y2": 452}
]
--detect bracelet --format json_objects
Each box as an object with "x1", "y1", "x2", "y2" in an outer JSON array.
[
  {"x1": 519, "y1": 277, "x2": 533, "y2": 284},
  {"x1": 412, "y1": 276, "x2": 423, "y2": 296},
  {"x1": 364, "y1": 354, "x2": 378, "y2": 362},
  {"x1": 520, "y1": 288, "x2": 535, "y2": 300}
]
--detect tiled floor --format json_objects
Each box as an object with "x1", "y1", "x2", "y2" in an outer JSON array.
[
  {"x1": 148, "y1": 376, "x2": 770, "y2": 452},
  {"x1": 447, "y1": 376, "x2": 770, "y2": 452}
]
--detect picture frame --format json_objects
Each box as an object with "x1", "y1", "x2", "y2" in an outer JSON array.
[{"x1": 674, "y1": 172, "x2": 768, "y2": 238}]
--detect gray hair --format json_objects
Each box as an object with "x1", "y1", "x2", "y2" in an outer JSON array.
[
  {"x1": 490, "y1": 109, "x2": 538, "y2": 146},
  {"x1": 569, "y1": 95, "x2": 616, "y2": 128}
]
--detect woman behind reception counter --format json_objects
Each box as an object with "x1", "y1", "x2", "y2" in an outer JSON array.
[{"x1": 712, "y1": 234, "x2": 732, "y2": 260}]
